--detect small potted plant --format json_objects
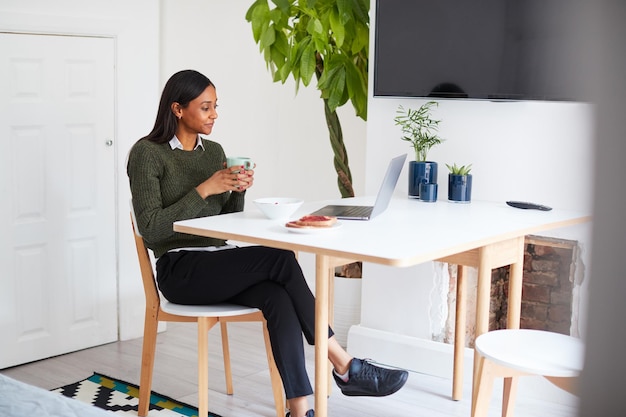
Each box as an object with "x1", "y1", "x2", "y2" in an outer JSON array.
[
  {"x1": 394, "y1": 101, "x2": 445, "y2": 198},
  {"x1": 446, "y1": 163, "x2": 473, "y2": 203}
]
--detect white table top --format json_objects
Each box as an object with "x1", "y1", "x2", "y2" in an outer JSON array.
[{"x1": 174, "y1": 197, "x2": 591, "y2": 266}]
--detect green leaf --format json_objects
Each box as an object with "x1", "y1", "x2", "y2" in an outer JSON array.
[
  {"x1": 263, "y1": 47, "x2": 274, "y2": 68},
  {"x1": 260, "y1": 24, "x2": 276, "y2": 48},
  {"x1": 270, "y1": 0, "x2": 291, "y2": 14},
  {"x1": 352, "y1": 23, "x2": 369, "y2": 54},
  {"x1": 291, "y1": 36, "x2": 310, "y2": 70},
  {"x1": 270, "y1": 46, "x2": 286, "y2": 69},
  {"x1": 246, "y1": 0, "x2": 268, "y2": 21},
  {"x1": 349, "y1": 0, "x2": 370, "y2": 24},
  {"x1": 269, "y1": 7, "x2": 285, "y2": 25},
  {"x1": 352, "y1": 90, "x2": 367, "y2": 120},
  {"x1": 336, "y1": 0, "x2": 352, "y2": 24},
  {"x1": 345, "y1": 61, "x2": 366, "y2": 118},
  {"x1": 327, "y1": 71, "x2": 346, "y2": 111},
  {"x1": 329, "y1": 8, "x2": 345, "y2": 47},
  {"x1": 321, "y1": 63, "x2": 346, "y2": 111},
  {"x1": 246, "y1": 1, "x2": 270, "y2": 42},
  {"x1": 278, "y1": 59, "x2": 292, "y2": 83},
  {"x1": 300, "y1": 41, "x2": 316, "y2": 86},
  {"x1": 273, "y1": 30, "x2": 290, "y2": 57},
  {"x1": 306, "y1": 17, "x2": 324, "y2": 36},
  {"x1": 446, "y1": 163, "x2": 472, "y2": 175},
  {"x1": 318, "y1": 64, "x2": 339, "y2": 92}
]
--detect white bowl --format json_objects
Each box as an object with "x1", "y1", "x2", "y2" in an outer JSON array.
[{"x1": 254, "y1": 197, "x2": 304, "y2": 220}]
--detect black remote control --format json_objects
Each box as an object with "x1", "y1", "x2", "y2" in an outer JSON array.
[{"x1": 506, "y1": 201, "x2": 552, "y2": 211}]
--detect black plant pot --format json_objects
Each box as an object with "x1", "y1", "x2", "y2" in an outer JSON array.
[
  {"x1": 408, "y1": 161, "x2": 438, "y2": 198},
  {"x1": 448, "y1": 174, "x2": 472, "y2": 203}
]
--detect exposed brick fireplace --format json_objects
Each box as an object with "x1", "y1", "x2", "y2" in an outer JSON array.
[{"x1": 442, "y1": 235, "x2": 582, "y2": 347}]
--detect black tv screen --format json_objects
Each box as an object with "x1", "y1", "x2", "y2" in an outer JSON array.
[{"x1": 374, "y1": 0, "x2": 584, "y2": 101}]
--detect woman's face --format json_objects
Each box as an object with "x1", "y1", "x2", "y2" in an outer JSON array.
[{"x1": 177, "y1": 85, "x2": 218, "y2": 137}]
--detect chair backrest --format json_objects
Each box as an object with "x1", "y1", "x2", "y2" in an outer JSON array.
[{"x1": 130, "y1": 211, "x2": 161, "y2": 312}]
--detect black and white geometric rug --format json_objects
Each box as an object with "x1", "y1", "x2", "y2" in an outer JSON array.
[{"x1": 52, "y1": 372, "x2": 221, "y2": 417}]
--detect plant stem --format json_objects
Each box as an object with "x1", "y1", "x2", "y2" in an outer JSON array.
[
  {"x1": 323, "y1": 98, "x2": 354, "y2": 198},
  {"x1": 316, "y1": 56, "x2": 354, "y2": 198}
]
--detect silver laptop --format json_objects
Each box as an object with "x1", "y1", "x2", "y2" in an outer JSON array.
[{"x1": 309, "y1": 153, "x2": 407, "y2": 220}]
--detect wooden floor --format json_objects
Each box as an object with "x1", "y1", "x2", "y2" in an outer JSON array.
[{"x1": 1, "y1": 322, "x2": 578, "y2": 417}]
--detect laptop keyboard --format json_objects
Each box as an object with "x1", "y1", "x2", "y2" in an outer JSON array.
[{"x1": 337, "y1": 206, "x2": 372, "y2": 217}]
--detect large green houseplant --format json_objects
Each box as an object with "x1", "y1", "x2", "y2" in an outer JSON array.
[
  {"x1": 394, "y1": 101, "x2": 445, "y2": 198},
  {"x1": 245, "y1": 0, "x2": 369, "y2": 198}
]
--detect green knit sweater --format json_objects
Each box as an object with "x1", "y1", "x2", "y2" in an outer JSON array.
[{"x1": 127, "y1": 138, "x2": 245, "y2": 258}]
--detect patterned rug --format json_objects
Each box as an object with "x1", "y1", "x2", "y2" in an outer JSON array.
[{"x1": 52, "y1": 372, "x2": 221, "y2": 417}]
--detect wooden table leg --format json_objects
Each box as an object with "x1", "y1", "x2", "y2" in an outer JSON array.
[
  {"x1": 314, "y1": 255, "x2": 330, "y2": 417},
  {"x1": 437, "y1": 249, "x2": 480, "y2": 402},
  {"x1": 506, "y1": 236, "x2": 525, "y2": 330},
  {"x1": 472, "y1": 245, "x2": 494, "y2": 408},
  {"x1": 452, "y1": 264, "x2": 467, "y2": 401}
]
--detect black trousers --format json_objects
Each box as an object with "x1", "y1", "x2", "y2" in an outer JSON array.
[{"x1": 156, "y1": 246, "x2": 333, "y2": 399}]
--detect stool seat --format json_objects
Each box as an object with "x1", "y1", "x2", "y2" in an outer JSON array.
[
  {"x1": 472, "y1": 329, "x2": 584, "y2": 417},
  {"x1": 475, "y1": 329, "x2": 584, "y2": 377}
]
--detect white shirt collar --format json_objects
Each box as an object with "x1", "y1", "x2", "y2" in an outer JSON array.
[{"x1": 168, "y1": 135, "x2": 204, "y2": 151}]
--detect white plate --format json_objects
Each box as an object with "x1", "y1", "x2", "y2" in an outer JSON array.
[{"x1": 283, "y1": 221, "x2": 343, "y2": 234}]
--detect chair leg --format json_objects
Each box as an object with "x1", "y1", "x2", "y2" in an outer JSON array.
[
  {"x1": 327, "y1": 265, "x2": 335, "y2": 396},
  {"x1": 263, "y1": 322, "x2": 286, "y2": 417},
  {"x1": 219, "y1": 321, "x2": 234, "y2": 395},
  {"x1": 473, "y1": 355, "x2": 529, "y2": 417},
  {"x1": 198, "y1": 317, "x2": 214, "y2": 417},
  {"x1": 472, "y1": 356, "x2": 496, "y2": 417},
  {"x1": 138, "y1": 313, "x2": 158, "y2": 417},
  {"x1": 502, "y1": 377, "x2": 519, "y2": 417},
  {"x1": 452, "y1": 264, "x2": 467, "y2": 400}
]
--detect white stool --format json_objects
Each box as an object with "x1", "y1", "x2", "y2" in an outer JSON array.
[{"x1": 472, "y1": 329, "x2": 584, "y2": 417}]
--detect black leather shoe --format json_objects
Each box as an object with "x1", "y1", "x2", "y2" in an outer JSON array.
[
  {"x1": 333, "y1": 358, "x2": 409, "y2": 397},
  {"x1": 285, "y1": 410, "x2": 314, "y2": 417}
]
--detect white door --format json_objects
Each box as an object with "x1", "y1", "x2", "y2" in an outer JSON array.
[{"x1": 0, "y1": 33, "x2": 117, "y2": 368}]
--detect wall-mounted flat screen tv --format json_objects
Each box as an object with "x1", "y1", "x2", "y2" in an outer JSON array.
[{"x1": 374, "y1": 0, "x2": 584, "y2": 101}]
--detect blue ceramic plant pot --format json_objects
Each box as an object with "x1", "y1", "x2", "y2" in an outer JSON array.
[
  {"x1": 408, "y1": 161, "x2": 438, "y2": 198},
  {"x1": 448, "y1": 174, "x2": 472, "y2": 203}
]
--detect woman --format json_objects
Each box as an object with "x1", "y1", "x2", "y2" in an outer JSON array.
[{"x1": 127, "y1": 69, "x2": 408, "y2": 417}]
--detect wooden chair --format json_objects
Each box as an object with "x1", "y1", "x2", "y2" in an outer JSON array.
[
  {"x1": 130, "y1": 213, "x2": 285, "y2": 417},
  {"x1": 472, "y1": 329, "x2": 583, "y2": 417}
]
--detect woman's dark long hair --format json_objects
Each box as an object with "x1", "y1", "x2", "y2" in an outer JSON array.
[{"x1": 141, "y1": 70, "x2": 214, "y2": 144}]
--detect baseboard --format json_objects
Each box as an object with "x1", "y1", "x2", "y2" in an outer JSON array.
[
  {"x1": 346, "y1": 324, "x2": 473, "y2": 379},
  {"x1": 346, "y1": 325, "x2": 579, "y2": 406}
]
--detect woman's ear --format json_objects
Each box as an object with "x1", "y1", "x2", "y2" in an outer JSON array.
[{"x1": 171, "y1": 102, "x2": 182, "y2": 119}]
